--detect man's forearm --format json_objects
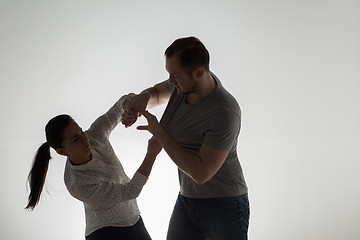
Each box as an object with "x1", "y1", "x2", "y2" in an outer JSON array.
[
  {"x1": 156, "y1": 127, "x2": 210, "y2": 185},
  {"x1": 141, "y1": 81, "x2": 170, "y2": 109},
  {"x1": 139, "y1": 110, "x2": 208, "y2": 184},
  {"x1": 139, "y1": 87, "x2": 157, "y2": 109}
]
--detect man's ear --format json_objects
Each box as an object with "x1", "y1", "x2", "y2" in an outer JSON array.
[
  {"x1": 192, "y1": 67, "x2": 205, "y2": 80},
  {"x1": 56, "y1": 148, "x2": 67, "y2": 156}
]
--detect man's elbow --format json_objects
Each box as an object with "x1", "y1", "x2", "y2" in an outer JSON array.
[
  {"x1": 192, "y1": 174, "x2": 212, "y2": 185},
  {"x1": 194, "y1": 179, "x2": 208, "y2": 185},
  {"x1": 186, "y1": 165, "x2": 215, "y2": 185}
]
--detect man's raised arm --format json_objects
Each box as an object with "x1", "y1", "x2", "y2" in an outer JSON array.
[{"x1": 121, "y1": 80, "x2": 170, "y2": 127}]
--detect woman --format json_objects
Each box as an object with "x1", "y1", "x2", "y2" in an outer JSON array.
[{"x1": 25, "y1": 95, "x2": 160, "y2": 240}]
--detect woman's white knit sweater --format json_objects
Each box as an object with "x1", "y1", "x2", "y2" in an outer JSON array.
[{"x1": 64, "y1": 96, "x2": 148, "y2": 236}]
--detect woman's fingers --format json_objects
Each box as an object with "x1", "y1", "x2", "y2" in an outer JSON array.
[{"x1": 121, "y1": 110, "x2": 138, "y2": 127}]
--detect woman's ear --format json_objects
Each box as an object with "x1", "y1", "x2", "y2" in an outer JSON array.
[{"x1": 56, "y1": 148, "x2": 67, "y2": 156}]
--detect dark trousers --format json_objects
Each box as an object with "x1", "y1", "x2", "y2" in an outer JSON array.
[
  {"x1": 167, "y1": 193, "x2": 250, "y2": 240},
  {"x1": 86, "y1": 216, "x2": 151, "y2": 240}
]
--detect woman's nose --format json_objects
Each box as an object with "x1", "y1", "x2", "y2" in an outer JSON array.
[{"x1": 81, "y1": 134, "x2": 88, "y2": 144}]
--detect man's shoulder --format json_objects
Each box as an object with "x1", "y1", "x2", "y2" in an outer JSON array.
[
  {"x1": 212, "y1": 73, "x2": 239, "y2": 102},
  {"x1": 212, "y1": 86, "x2": 240, "y2": 113}
]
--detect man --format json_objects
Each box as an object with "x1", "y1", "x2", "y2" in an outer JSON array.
[{"x1": 122, "y1": 36, "x2": 249, "y2": 240}]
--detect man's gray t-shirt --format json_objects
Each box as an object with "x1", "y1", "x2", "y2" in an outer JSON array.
[{"x1": 160, "y1": 73, "x2": 248, "y2": 198}]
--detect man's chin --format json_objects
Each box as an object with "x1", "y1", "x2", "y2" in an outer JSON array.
[{"x1": 177, "y1": 89, "x2": 185, "y2": 95}]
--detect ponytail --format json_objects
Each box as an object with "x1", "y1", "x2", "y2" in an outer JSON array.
[
  {"x1": 25, "y1": 114, "x2": 72, "y2": 210},
  {"x1": 25, "y1": 142, "x2": 52, "y2": 210}
]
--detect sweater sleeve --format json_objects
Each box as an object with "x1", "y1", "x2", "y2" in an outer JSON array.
[
  {"x1": 87, "y1": 95, "x2": 127, "y2": 140},
  {"x1": 66, "y1": 170, "x2": 148, "y2": 207}
]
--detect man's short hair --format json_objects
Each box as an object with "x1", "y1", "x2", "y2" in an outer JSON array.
[{"x1": 165, "y1": 36, "x2": 210, "y2": 72}]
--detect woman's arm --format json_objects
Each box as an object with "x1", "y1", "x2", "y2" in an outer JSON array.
[
  {"x1": 137, "y1": 137, "x2": 162, "y2": 177},
  {"x1": 87, "y1": 95, "x2": 127, "y2": 139},
  {"x1": 67, "y1": 138, "x2": 162, "y2": 206}
]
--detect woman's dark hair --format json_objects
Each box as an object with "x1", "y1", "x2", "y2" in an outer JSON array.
[
  {"x1": 25, "y1": 114, "x2": 73, "y2": 210},
  {"x1": 165, "y1": 36, "x2": 210, "y2": 72}
]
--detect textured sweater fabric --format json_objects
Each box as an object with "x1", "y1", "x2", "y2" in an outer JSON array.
[{"x1": 64, "y1": 96, "x2": 148, "y2": 236}]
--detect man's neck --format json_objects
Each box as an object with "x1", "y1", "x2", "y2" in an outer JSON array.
[{"x1": 186, "y1": 72, "x2": 216, "y2": 104}]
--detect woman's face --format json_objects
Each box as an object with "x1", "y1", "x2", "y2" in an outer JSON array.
[{"x1": 56, "y1": 120, "x2": 91, "y2": 164}]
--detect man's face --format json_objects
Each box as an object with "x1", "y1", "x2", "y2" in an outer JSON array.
[{"x1": 165, "y1": 56, "x2": 196, "y2": 95}]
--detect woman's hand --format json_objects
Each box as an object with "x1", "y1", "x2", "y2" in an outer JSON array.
[
  {"x1": 121, "y1": 93, "x2": 150, "y2": 127},
  {"x1": 147, "y1": 137, "x2": 162, "y2": 158},
  {"x1": 138, "y1": 136, "x2": 161, "y2": 177}
]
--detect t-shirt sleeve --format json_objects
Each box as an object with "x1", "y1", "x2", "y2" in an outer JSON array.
[{"x1": 204, "y1": 110, "x2": 241, "y2": 151}]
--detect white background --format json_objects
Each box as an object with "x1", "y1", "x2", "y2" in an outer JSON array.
[{"x1": 1, "y1": 0, "x2": 359, "y2": 239}]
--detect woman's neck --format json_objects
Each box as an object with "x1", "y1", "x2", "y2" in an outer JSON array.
[{"x1": 69, "y1": 154, "x2": 92, "y2": 166}]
